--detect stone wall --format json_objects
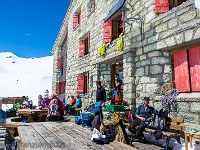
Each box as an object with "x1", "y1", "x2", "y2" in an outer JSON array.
[
  {"x1": 52, "y1": 0, "x2": 200, "y2": 124},
  {"x1": 126, "y1": 0, "x2": 200, "y2": 125}
]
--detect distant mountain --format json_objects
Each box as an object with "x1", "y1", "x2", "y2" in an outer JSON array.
[{"x1": 0, "y1": 52, "x2": 53, "y2": 105}]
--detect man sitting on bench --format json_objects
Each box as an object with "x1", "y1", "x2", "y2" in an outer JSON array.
[{"x1": 129, "y1": 97, "x2": 154, "y2": 140}]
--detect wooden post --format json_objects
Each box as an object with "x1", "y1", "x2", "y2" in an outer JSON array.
[
  {"x1": 190, "y1": 135, "x2": 193, "y2": 148},
  {"x1": 185, "y1": 132, "x2": 188, "y2": 150}
]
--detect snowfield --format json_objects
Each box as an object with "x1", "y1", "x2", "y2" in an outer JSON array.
[{"x1": 0, "y1": 52, "x2": 53, "y2": 105}]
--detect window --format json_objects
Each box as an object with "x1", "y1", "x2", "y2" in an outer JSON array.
[
  {"x1": 169, "y1": 0, "x2": 187, "y2": 10},
  {"x1": 172, "y1": 46, "x2": 200, "y2": 92},
  {"x1": 155, "y1": 0, "x2": 188, "y2": 14},
  {"x1": 79, "y1": 32, "x2": 90, "y2": 57},
  {"x1": 77, "y1": 73, "x2": 89, "y2": 94},
  {"x1": 73, "y1": 8, "x2": 81, "y2": 29},
  {"x1": 103, "y1": 14, "x2": 124, "y2": 43},
  {"x1": 88, "y1": 0, "x2": 95, "y2": 13}
]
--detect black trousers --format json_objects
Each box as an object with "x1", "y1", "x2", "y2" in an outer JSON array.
[
  {"x1": 65, "y1": 104, "x2": 72, "y2": 114},
  {"x1": 131, "y1": 118, "x2": 146, "y2": 139}
]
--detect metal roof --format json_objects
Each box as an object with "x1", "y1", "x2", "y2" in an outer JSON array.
[{"x1": 104, "y1": 0, "x2": 126, "y2": 22}]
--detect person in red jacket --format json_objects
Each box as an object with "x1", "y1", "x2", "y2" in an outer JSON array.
[
  {"x1": 65, "y1": 95, "x2": 76, "y2": 114},
  {"x1": 47, "y1": 94, "x2": 65, "y2": 121}
]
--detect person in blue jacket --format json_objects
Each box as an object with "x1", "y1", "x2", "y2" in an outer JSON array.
[{"x1": 70, "y1": 94, "x2": 82, "y2": 115}]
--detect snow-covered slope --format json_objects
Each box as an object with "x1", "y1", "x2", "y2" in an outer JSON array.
[{"x1": 0, "y1": 52, "x2": 53, "y2": 105}]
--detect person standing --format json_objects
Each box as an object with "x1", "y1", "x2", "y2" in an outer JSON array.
[
  {"x1": 96, "y1": 81, "x2": 106, "y2": 108},
  {"x1": 112, "y1": 73, "x2": 122, "y2": 105}
]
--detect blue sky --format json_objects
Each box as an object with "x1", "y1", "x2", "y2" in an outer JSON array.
[{"x1": 0, "y1": 0, "x2": 70, "y2": 58}]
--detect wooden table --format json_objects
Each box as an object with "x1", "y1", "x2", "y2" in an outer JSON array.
[
  {"x1": 185, "y1": 130, "x2": 200, "y2": 150},
  {"x1": 18, "y1": 122, "x2": 136, "y2": 150},
  {"x1": 19, "y1": 109, "x2": 48, "y2": 122}
]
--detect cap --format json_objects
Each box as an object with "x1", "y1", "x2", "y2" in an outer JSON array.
[{"x1": 143, "y1": 97, "x2": 150, "y2": 101}]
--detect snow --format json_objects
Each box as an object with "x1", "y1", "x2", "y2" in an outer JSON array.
[
  {"x1": 0, "y1": 52, "x2": 53, "y2": 105},
  {"x1": 144, "y1": 132, "x2": 200, "y2": 150},
  {"x1": 195, "y1": 0, "x2": 200, "y2": 9}
]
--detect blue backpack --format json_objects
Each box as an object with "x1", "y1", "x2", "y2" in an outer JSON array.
[
  {"x1": 81, "y1": 112, "x2": 95, "y2": 126},
  {"x1": 75, "y1": 116, "x2": 82, "y2": 125}
]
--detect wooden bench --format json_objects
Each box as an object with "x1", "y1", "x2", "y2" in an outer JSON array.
[
  {"x1": 145, "y1": 117, "x2": 184, "y2": 150},
  {"x1": 74, "y1": 108, "x2": 82, "y2": 116}
]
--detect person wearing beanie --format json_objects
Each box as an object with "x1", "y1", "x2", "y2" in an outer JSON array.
[{"x1": 41, "y1": 90, "x2": 51, "y2": 107}]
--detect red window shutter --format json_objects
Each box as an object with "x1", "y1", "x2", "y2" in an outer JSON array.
[
  {"x1": 61, "y1": 81, "x2": 66, "y2": 94},
  {"x1": 57, "y1": 57, "x2": 60, "y2": 69},
  {"x1": 59, "y1": 82, "x2": 62, "y2": 94},
  {"x1": 73, "y1": 15, "x2": 79, "y2": 29},
  {"x1": 189, "y1": 46, "x2": 200, "y2": 91},
  {"x1": 173, "y1": 49, "x2": 190, "y2": 92},
  {"x1": 79, "y1": 11, "x2": 81, "y2": 24},
  {"x1": 88, "y1": 32, "x2": 90, "y2": 52},
  {"x1": 60, "y1": 56, "x2": 63, "y2": 69},
  {"x1": 79, "y1": 40, "x2": 85, "y2": 57},
  {"x1": 122, "y1": 12, "x2": 125, "y2": 34},
  {"x1": 87, "y1": 73, "x2": 89, "y2": 93},
  {"x1": 103, "y1": 20, "x2": 112, "y2": 43},
  {"x1": 56, "y1": 83, "x2": 59, "y2": 94},
  {"x1": 77, "y1": 76, "x2": 84, "y2": 94},
  {"x1": 155, "y1": 0, "x2": 169, "y2": 14}
]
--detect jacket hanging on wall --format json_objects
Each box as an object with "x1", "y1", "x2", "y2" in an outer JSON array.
[
  {"x1": 99, "y1": 42, "x2": 106, "y2": 56},
  {"x1": 117, "y1": 33, "x2": 123, "y2": 52}
]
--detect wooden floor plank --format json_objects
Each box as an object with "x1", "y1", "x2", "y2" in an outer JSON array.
[
  {"x1": 18, "y1": 126, "x2": 52, "y2": 150},
  {"x1": 32, "y1": 124, "x2": 69, "y2": 150},
  {"x1": 43, "y1": 123, "x2": 93, "y2": 150}
]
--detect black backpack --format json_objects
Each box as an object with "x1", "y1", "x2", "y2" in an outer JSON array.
[
  {"x1": 128, "y1": 109, "x2": 136, "y2": 123},
  {"x1": 152, "y1": 107, "x2": 171, "y2": 131}
]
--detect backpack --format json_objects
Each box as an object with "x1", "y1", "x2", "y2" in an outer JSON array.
[
  {"x1": 46, "y1": 99, "x2": 61, "y2": 121},
  {"x1": 128, "y1": 109, "x2": 136, "y2": 123},
  {"x1": 75, "y1": 116, "x2": 82, "y2": 125},
  {"x1": 86, "y1": 107, "x2": 100, "y2": 116},
  {"x1": 81, "y1": 112, "x2": 95, "y2": 126},
  {"x1": 152, "y1": 107, "x2": 171, "y2": 131}
]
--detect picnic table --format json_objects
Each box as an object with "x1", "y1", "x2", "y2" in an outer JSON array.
[
  {"x1": 18, "y1": 122, "x2": 136, "y2": 150},
  {"x1": 19, "y1": 109, "x2": 48, "y2": 122}
]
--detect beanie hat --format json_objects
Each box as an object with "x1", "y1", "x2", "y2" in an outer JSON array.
[{"x1": 43, "y1": 89, "x2": 49, "y2": 99}]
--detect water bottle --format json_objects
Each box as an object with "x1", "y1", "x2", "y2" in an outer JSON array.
[{"x1": 62, "y1": 99, "x2": 66, "y2": 106}]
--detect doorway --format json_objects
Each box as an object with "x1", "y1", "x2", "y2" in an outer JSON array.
[{"x1": 111, "y1": 61, "x2": 123, "y2": 99}]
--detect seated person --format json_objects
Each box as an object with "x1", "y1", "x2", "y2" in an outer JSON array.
[
  {"x1": 38, "y1": 94, "x2": 44, "y2": 107},
  {"x1": 65, "y1": 95, "x2": 76, "y2": 114},
  {"x1": 46, "y1": 94, "x2": 65, "y2": 121},
  {"x1": 41, "y1": 95, "x2": 51, "y2": 107},
  {"x1": 69, "y1": 94, "x2": 82, "y2": 115},
  {"x1": 128, "y1": 97, "x2": 154, "y2": 140}
]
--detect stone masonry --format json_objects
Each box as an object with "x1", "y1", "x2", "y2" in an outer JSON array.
[{"x1": 52, "y1": 0, "x2": 200, "y2": 126}]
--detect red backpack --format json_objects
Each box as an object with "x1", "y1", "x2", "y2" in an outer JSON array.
[{"x1": 47, "y1": 99, "x2": 61, "y2": 121}]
